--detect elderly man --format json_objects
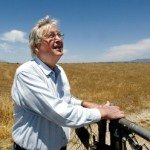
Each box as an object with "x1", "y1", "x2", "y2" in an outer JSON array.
[{"x1": 11, "y1": 16, "x2": 124, "y2": 150}]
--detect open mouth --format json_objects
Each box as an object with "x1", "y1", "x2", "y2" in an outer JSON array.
[{"x1": 53, "y1": 44, "x2": 63, "y2": 52}]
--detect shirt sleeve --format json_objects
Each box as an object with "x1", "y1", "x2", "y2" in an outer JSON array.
[
  {"x1": 70, "y1": 95, "x2": 82, "y2": 105},
  {"x1": 12, "y1": 71, "x2": 101, "y2": 128}
]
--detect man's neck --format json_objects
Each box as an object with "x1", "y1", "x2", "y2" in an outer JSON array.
[{"x1": 37, "y1": 56, "x2": 58, "y2": 70}]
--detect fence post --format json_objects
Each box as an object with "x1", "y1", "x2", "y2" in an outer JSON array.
[
  {"x1": 109, "y1": 119, "x2": 127, "y2": 150},
  {"x1": 96, "y1": 119, "x2": 112, "y2": 149}
]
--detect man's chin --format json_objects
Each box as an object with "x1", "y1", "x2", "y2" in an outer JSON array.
[
  {"x1": 55, "y1": 50, "x2": 64, "y2": 56},
  {"x1": 53, "y1": 53, "x2": 63, "y2": 60}
]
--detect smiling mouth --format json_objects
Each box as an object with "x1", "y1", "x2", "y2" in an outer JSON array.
[
  {"x1": 53, "y1": 45, "x2": 63, "y2": 52},
  {"x1": 56, "y1": 48, "x2": 63, "y2": 52}
]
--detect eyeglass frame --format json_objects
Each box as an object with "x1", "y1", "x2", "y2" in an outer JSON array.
[{"x1": 43, "y1": 31, "x2": 64, "y2": 40}]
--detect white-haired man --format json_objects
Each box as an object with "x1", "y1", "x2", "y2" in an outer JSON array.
[{"x1": 11, "y1": 16, "x2": 124, "y2": 150}]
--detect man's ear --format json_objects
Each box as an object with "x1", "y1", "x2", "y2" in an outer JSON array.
[
  {"x1": 34, "y1": 43, "x2": 40, "y2": 55},
  {"x1": 34, "y1": 48, "x2": 39, "y2": 55},
  {"x1": 33, "y1": 44, "x2": 40, "y2": 55}
]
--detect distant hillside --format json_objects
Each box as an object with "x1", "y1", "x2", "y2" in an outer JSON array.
[
  {"x1": 131, "y1": 58, "x2": 150, "y2": 62},
  {"x1": 0, "y1": 59, "x2": 6, "y2": 63}
]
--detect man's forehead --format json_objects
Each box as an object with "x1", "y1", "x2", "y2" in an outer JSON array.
[
  {"x1": 42, "y1": 26, "x2": 60, "y2": 35},
  {"x1": 47, "y1": 26, "x2": 60, "y2": 32}
]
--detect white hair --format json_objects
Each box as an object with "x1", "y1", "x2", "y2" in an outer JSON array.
[{"x1": 29, "y1": 15, "x2": 58, "y2": 57}]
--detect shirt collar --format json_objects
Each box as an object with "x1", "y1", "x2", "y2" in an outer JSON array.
[{"x1": 34, "y1": 57, "x2": 54, "y2": 76}]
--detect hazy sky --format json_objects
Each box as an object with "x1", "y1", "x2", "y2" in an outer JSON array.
[{"x1": 0, "y1": 0, "x2": 150, "y2": 63}]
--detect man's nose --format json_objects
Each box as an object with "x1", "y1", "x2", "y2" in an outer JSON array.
[{"x1": 54, "y1": 34, "x2": 62, "y2": 41}]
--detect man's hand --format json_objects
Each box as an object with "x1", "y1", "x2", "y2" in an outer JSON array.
[
  {"x1": 81, "y1": 101, "x2": 125, "y2": 120},
  {"x1": 99, "y1": 104, "x2": 125, "y2": 119}
]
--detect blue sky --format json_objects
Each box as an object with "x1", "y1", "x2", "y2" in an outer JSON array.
[{"x1": 0, "y1": 0, "x2": 150, "y2": 63}]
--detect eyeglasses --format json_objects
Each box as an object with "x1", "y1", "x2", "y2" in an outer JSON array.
[{"x1": 44, "y1": 32, "x2": 64, "y2": 39}]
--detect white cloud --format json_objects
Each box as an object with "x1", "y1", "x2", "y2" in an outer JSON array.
[
  {"x1": 60, "y1": 55, "x2": 80, "y2": 63},
  {"x1": 0, "y1": 42, "x2": 12, "y2": 52},
  {"x1": 63, "y1": 48, "x2": 68, "y2": 53},
  {"x1": 0, "y1": 30, "x2": 28, "y2": 43},
  {"x1": 100, "y1": 38, "x2": 150, "y2": 61},
  {"x1": 60, "y1": 49, "x2": 82, "y2": 63}
]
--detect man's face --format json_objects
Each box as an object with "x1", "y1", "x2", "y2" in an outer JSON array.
[{"x1": 37, "y1": 26, "x2": 64, "y2": 62}]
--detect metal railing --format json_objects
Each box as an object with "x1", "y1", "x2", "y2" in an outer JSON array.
[{"x1": 68, "y1": 118, "x2": 150, "y2": 150}]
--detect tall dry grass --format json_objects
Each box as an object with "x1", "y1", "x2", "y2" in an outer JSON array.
[
  {"x1": 62, "y1": 63, "x2": 150, "y2": 113},
  {"x1": 0, "y1": 63, "x2": 19, "y2": 149},
  {"x1": 0, "y1": 62, "x2": 150, "y2": 149}
]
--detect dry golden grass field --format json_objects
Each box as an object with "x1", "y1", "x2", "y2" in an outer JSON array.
[{"x1": 0, "y1": 62, "x2": 150, "y2": 149}]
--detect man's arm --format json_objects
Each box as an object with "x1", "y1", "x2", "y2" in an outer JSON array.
[
  {"x1": 81, "y1": 100, "x2": 125, "y2": 120},
  {"x1": 81, "y1": 101, "x2": 102, "y2": 108},
  {"x1": 12, "y1": 71, "x2": 101, "y2": 128}
]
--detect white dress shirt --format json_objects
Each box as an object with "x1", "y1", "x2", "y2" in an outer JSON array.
[{"x1": 11, "y1": 57, "x2": 101, "y2": 150}]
